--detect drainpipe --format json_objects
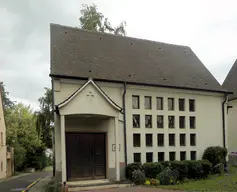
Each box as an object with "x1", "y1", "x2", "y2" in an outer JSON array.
[
  {"x1": 122, "y1": 82, "x2": 128, "y2": 166},
  {"x1": 222, "y1": 93, "x2": 228, "y2": 170}
]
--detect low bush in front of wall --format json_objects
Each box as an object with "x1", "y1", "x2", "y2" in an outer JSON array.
[
  {"x1": 125, "y1": 162, "x2": 142, "y2": 180},
  {"x1": 183, "y1": 160, "x2": 203, "y2": 179},
  {"x1": 142, "y1": 162, "x2": 163, "y2": 178},
  {"x1": 198, "y1": 160, "x2": 212, "y2": 178},
  {"x1": 169, "y1": 161, "x2": 188, "y2": 181}
]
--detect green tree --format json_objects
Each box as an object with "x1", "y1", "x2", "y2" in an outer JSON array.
[
  {"x1": 79, "y1": 4, "x2": 126, "y2": 36},
  {"x1": 35, "y1": 88, "x2": 53, "y2": 149},
  {"x1": 0, "y1": 82, "x2": 15, "y2": 110}
]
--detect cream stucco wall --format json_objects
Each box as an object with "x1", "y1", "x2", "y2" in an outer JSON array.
[
  {"x1": 0, "y1": 92, "x2": 7, "y2": 179},
  {"x1": 53, "y1": 78, "x2": 226, "y2": 180},
  {"x1": 227, "y1": 99, "x2": 237, "y2": 154}
]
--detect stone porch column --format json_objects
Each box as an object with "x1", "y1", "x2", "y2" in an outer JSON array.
[
  {"x1": 60, "y1": 115, "x2": 66, "y2": 183},
  {"x1": 114, "y1": 117, "x2": 120, "y2": 181}
]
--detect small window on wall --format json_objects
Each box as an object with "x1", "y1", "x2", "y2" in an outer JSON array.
[
  {"x1": 169, "y1": 134, "x2": 175, "y2": 146},
  {"x1": 133, "y1": 134, "x2": 141, "y2": 147},
  {"x1": 146, "y1": 134, "x2": 153, "y2": 147},
  {"x1": 179, "y1": 116, "x2": 185, "y2": 128},
  {"x1": 168, "y1": 116, "x2": 175, "y2": 128},
  {"x1": 0, "y1": 132, "x2": 3, "y2": 145},
  {"x1": 157, "y1": 134, "x2": 164, "y2": 146},
  {"x1": 191, "y1": 151, "x2": 196, "y2": 160},
  {"x1": 145, "y1": 115, "x2": 152, "y2": 128},
  {"x1": 179, "y1": 98, "x2": 185, "y2": 111},
  {"x1": 134, "y1": 153, "x2": 141, "y2": 163},
  {"x1": 156, "y1": 97, "x2": 163, "y2": 110},
  {"x1": 146, "y1": 152, "x2": 153, "y2": 162},
  {"x1": 169, "y1": 152, "x2": 176, "y2": 161},
  {"x1": 158, "y1": 152, "x2": 165, "y2": 161},
  {"x1": 145, "y1": 96, "x2": 152, "y2": 109},
  {"x1": 157, "y1": 115, "x2": 164, "y2": 128},
  {"x1": 190, "y1": 117, "x2": 196, "y2": 129},
  {"x1": 189, "y1": 99, "x2": 195, "y2": 112},
  {"x1": 190, "y1": 134, "x2": 196, "y2": 146},
  {"x1": 133, "y1": 114, "x2": 140, "y2": 128},
  {"x1": 132, "y1": 95, "x2": 140, "y2": 109},
  {"x1": 180, "y1": 134, "x2": 186, "y2": 146},
  {"x1": 180, "y1": 151, "x2": 186, "y2": 161},
  {"x1": 168, "y1": 98, "x2": 174, "y2": 111}
]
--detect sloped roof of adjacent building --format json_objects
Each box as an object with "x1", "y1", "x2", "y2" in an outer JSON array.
[
  {"x1": 223, "y1": 59, "x2": 237, "y2": 100},
  {"x1": 50, "y1": 23, "x2": 227, "y2": 93}
]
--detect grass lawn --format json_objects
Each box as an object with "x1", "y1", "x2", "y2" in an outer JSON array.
[{"x1": 158, "y1": 166, "x2": 237, "y2": 192}]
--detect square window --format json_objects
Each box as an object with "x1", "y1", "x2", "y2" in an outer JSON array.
[
  {"x1": 146, "y1": 152, "x2": 153, "y2": 162},
  {"x1": 169, "y1": 152, "x2": 176, "y2": 161},
  {"x1": 133, "y1": 153, "x2": 141, "y2": 163},
  {"x1": 145, "y1": 96, "x2": 152, "y2": 109},
  {"x1": 191, "y1": 151, "x2": 196, "y2": 160},
  {"x1": 180, "y1": 134, "x2": 186, "y2": 146},
  {"x1": 180, "y1": 151, "x2": 186, "y2": 161},
  {"x1": 133, "y1": 114, "x2": 140, "y2": 128},
  {"x1": 158, "y1": 152, "x2": 165, "y2": 162},
  {"x1": 157, "y1": 115, "x2": 164, "y2": 128},
  {"x1": 190, "y1": 117, "x2": 196, "y2": 129},
  {"x1": 145, "y1": 115, "x2": 152, "y2": 128},
  {"x1": 169, "y1": 134, "x2": 175, "y2": 146},
  {"x1": 190, "y1": 134, "x2": 196, "y2": 146},
  {"x1": 168, "y1": 116, "x2": 175, "y2": 128},
  {"x1": 179, "y1": 98, "x2": 185, "y2": 111},
  {"x1": 157, "y1": 97, "x2": 163, "y2": 110},
  {"x1": 157, "y1": 134, "x2": 164, "y2": 146},
  {"x1": 168, "y1": 98, "x2": 174, "y2": 111},
  {"x1": 189, "y1": 99, "x2": 195, "y2": 112},
  {"x1": 146, "y1": 134, "x2": 153, "y2": 147},
  {"x1": 179, "y1": 116, "x2": 185, "y2": 128},
  {"x1": 133, "y1": 134, "x2": 141, "y2": 147},
  {"x1": 132, "y1": 95, "x2": 140, "y2": 109}
]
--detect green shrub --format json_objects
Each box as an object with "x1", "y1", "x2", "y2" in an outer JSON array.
[
  {"x1": 142, "y1": 162, "x2": 163, "y2": 178},
  {"x1": 202, "y1": 146, "x2": 227, "y2": 167},
  {"x1": 160, "y1": 161, "x2": 170, "y2": 168},
  {"x1": 183, "y1": 160, "x2": 203, "y2": 179},
  {"x1": 150, "y1": 178, "x2": 160, "y2": 186},
  {"x1": 132, "y1": 169, "x2": 146, "y2": 185},
  {"x1": 126, "y1": 163, "x2": 142, "y2": 180},
  {"x1": 198, "y1": 160, "x2": 212, "y2": 177},
  {"x1": 169, "y1": 161, "x2": 188, "y2": 181},
  {"x1": 156, "y1": 167, "x2": 179, "y2": 185}
]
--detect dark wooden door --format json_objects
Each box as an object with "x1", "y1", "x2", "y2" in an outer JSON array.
[{"x1": 66, "y1": 133, "x2": 106, "y2": 181}]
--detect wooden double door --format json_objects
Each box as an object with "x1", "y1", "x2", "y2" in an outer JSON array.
[{"x1": 66, "y1": 133, "x2": 106, "y2": 181}]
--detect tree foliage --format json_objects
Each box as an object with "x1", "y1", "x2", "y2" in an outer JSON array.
[
  {"x1": 35, "y1": 87, "x2": 53, "y2": 149},
  {"x1": 0, "y1": 82, "x2": 15, "y2": 110},
  {"x1": 79, "y1": 4, "x2": 126, "y2": 36}
]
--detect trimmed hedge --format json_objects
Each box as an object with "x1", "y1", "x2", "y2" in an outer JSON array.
[
  {"x1": 198, "y1": 160, "x2": 212, "y2": 177},
  {"x1": 142, "y1": 162, "x2": 163, "y2": 178},
  {"x1": 126, "y1": 163, "x2": 142, "y2": 180},
  {"x1": 183, "y1": 160, "x2": 203, "y2": 179},
  {"x1": 202, "y1": 146, "x2": 227, "y2": 167},
  {"x1": 169, "y1": 161, "x2": 188, "y2": 181}
]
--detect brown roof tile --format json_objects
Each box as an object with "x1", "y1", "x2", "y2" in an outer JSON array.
[{"x1": 50, "y1": 23, "x2": 226, "y2": 93}]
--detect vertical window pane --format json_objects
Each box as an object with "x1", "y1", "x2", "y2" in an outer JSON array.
[
  {"x1": 134, "y1": 153, "x2": 141, "y2": 163},
  {"x1": 145, "y1": 96, "x2": 152, "y2": 109},
  {"x1": 189, "y1": 99, "x2": 195, "y2": 112},
  {"x1": 180, "y1": 151, "x2": 186, "y2": 161},
  {"x1": 158, "y1": 152, "x2": 165, "y2": 162},
  {"x1": 146, "y1": 134, "x2": 153, "y2": 146},
  {"x1": 180, "y1": 134, "x2": 186, "y2": 146},
  {"x1": 157, "y1": 97, "x2": 163, "y2": 110},
  {"x1": 190, "y1": 117, "x2": 196, "y2": 129},
  {"x1": 168, "y1": 116, "x2": 175, "y2": 128},
  {"x1": 132, "y1": 95, "x2": 140, "y2": 109},
  {"x1": 146, "y1": 152, "x2": 153, "y2": 162},
  {"x1": 145, "y1": 115, "x2": 152, "y2": 128},
  {"x1": 133, "y1": 134, "x2": 141, "y2": 147},
  {"x1": 179, "y1": 116, "x2": 185, "y2": 128},
  {"x1": 190, "y1": 134, "x2": 196, "y2": 146},
  {"x1": 169, "y1": 134, "x2": 175, "y2": 146},
  {"x1": 169, "y1": 152, "x2": 176, "y2": 161},
  {"x1": 133, "y1": 114, "x2": 140, "y2": 128},
  {"x1": 157, "y1": 134, "x2": 164, "y2": 146},
  {"x1": 191, "y1": 151, "x2": 196, "y2": 160},
  {"x1": 157, "y1": 115, "x2": 164, "y2": 128},
  {"x1": 179, "y1": 99, "x2": 185, "y2": 111},
  {"x1": 0, "y1": 132, "x2": 3, "y2": 145},
  {"x1": 168, "y1": 98, "x2": 174, "y2": 111}
]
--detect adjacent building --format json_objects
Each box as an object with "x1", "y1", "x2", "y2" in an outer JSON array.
[
  {"x1": 223, "y1": 59, "x2": 237, "y2": 155},
  {"x1": 50, "y1": 24, "x2": 229, "y2": 183}
]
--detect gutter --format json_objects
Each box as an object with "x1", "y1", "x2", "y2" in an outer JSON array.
[
  {"x1": 222, "y1": 93, "x2": 228, "y2": 149},
  {"x1": 122, "y1": 82, "x2": 128, "y2": 166}
]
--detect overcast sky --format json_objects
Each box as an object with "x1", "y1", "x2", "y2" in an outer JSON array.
[{"x1": 1, "y1": 0, "x2": 237, "y2": 110}]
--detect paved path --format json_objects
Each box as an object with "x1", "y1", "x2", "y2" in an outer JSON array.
[
  {"x1": 0, "y1": 171, "x2": 52, "y2": 192},
  {"x1": 95, "y1": 187, "x2": 183, "y2": 192}
]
